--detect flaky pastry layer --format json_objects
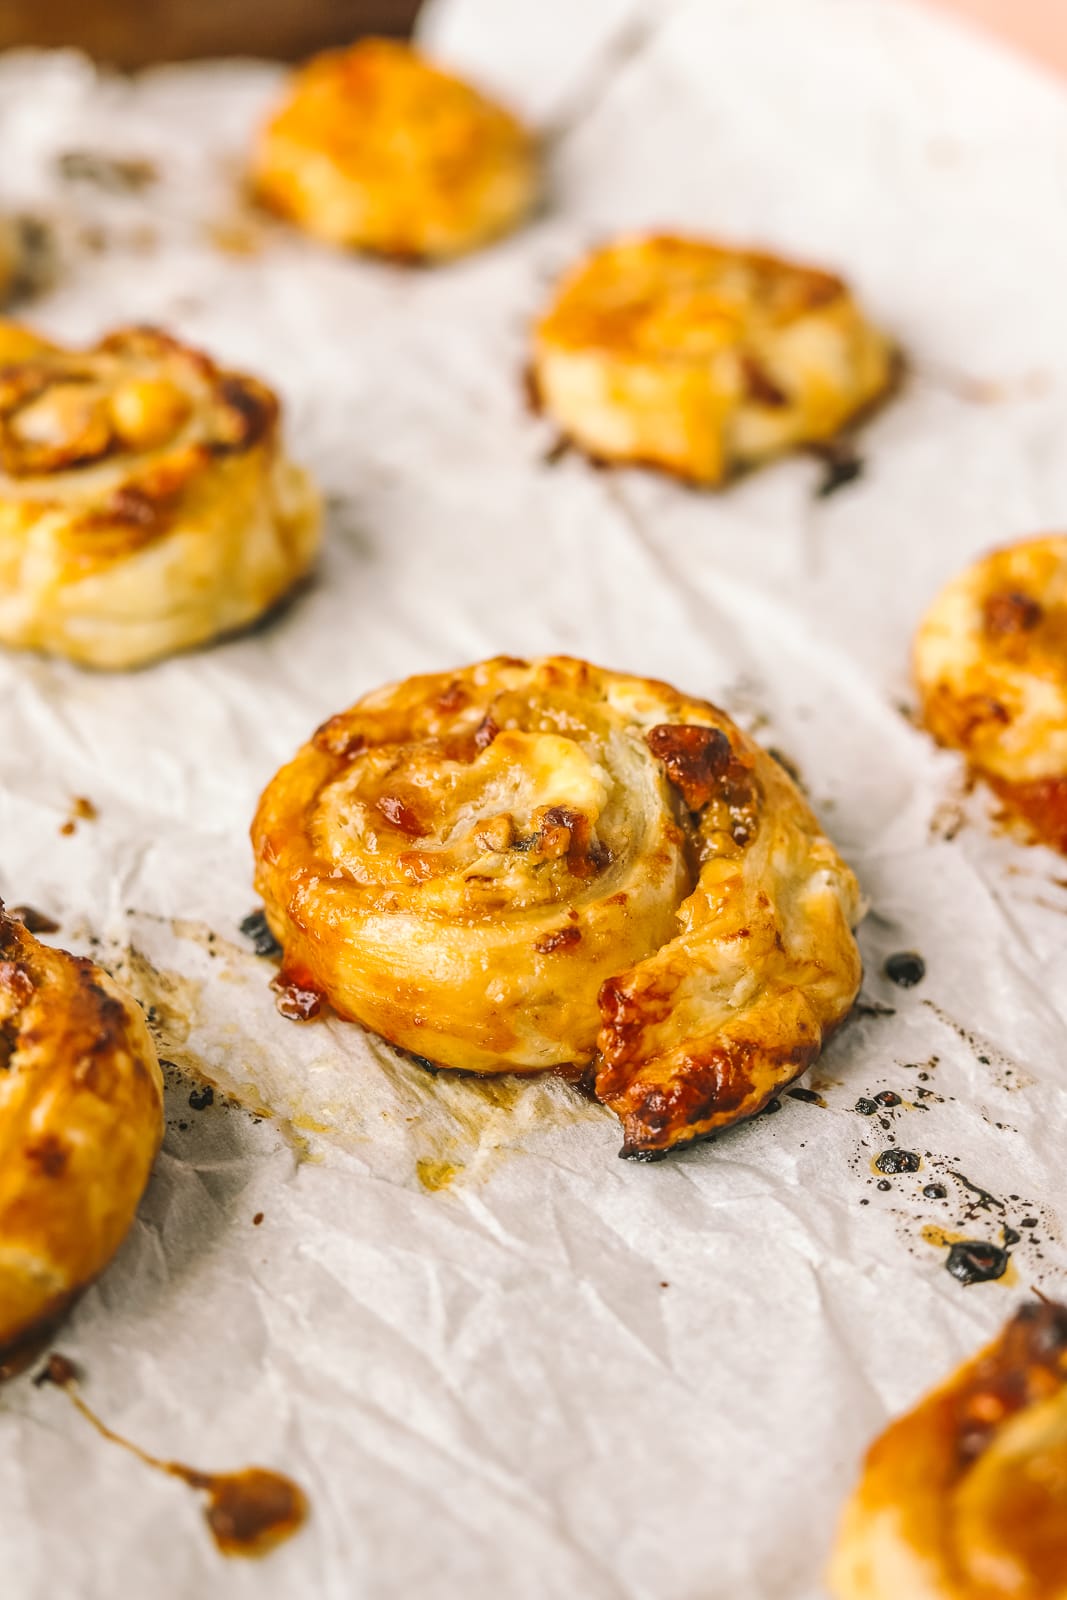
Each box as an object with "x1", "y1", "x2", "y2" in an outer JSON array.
[
  {"x1": 915, "y1": 534, "x2": 1067, "y2": 854},
  {"x1": 830, "y1": 1301, "x2": 1067, "y2": 1600},
  {"x1": 252, "y1": 38, "x2": 537, "y2": 261},
  {"x1": 0, "y1": 904, "x2": 163, "y2": 1367},
  {"x1": 0, "y1": 322, "x2": 321, "y2": 668},
  {"x1": 531, "y1": 233, "x2": 894, "y2": 485},
  {"x1": 252, "y1": 655, "x2": 862, "y2": 1157}
]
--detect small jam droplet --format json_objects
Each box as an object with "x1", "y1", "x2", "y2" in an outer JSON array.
[
  {"x1": 876, "y1": 1180, "x2": 892, "y2": 1192},
  {"x1": 923, "y1": 1183, "x2": 947, "y2": 1200},
  {"x1": 875, "y1": 1090, "x2": 901, "y2": 1107},
  {"x1": 875, "y1": 1149, "x2": 921, "y2": 1175},
  {"x1": 884, "y1": 951, "x2": 925, "y2": 987},
  {"x1": 945, "y1": 1240, "x2": 1009, "y2": 1285},
  {"x1": 270, "y1": 975, "x2": 322, "y2": 1022}
]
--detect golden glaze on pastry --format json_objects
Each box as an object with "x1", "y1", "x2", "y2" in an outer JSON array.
[
  {"x1": 252, "y1": 38, "x2": 537, "y2": 261},
  {"x1": 915, "y1": 535, "x2": 1067, "y2": 854},
  {"x1": 252, "y1": 656, "x2": 862, "y2": 1158},
  {"x1": 0, "y1": 322, "x2": 320, "y2": 669},
  {"x1": 0, "y1": 903, "x2": 163, "y2": 1370},
  {"x1": 531, "y1": 234, "x2": 895, "y2": 485},
  {"x1": 830, "y1": 1301, "x2": 1067, "y2": 1600}
]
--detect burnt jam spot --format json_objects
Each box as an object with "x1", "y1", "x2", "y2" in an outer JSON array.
[
  {"x1": 434, "y1": 681, "x2": 467, "y2": 715},
  {"x1": 534, "y1": 926, "x2": 582, "y2": 955},
  {"x1": 923, "y1": 1183, "x2": 948, "y2": 1200},
  {"x1": 376, "y1": 794, "x2": 427, "y2": 838},
  {"x1": 646, "y1": 724, "x2": 732, "y2": 811},
  {"x1": 474, "y1": 714, "x2": 499, "y2": 752},
  {"x1": 855, "y1": 1097, "x2": 878, "y2": 1116},
  {"x1": 208, "y1": 375, "x2": 275, "y2": 455},
  {"x1": 1002, "y1": 1224, "x2": 1022, "y2": 1247},
  {"x1": 188, "y1": 1084, "x2": 214, "y2": 1111},
  {"x1": 983, "y1": 591, "x2": 1043, "y2": 637},
  {"x1": 875, "y1": 1090, "x2": 901, "y2": 1107},
  {"x1": 884, "y1": 951, "x2": 925, "y2": 988},
  {"x1": 239, "y1": 909, "x2": 282, "y2": 959},
  {"x1": 25, "y1": 1135, "x2": 68, "y2": 1177},
  {"x1": 946, "y1": 1240, "x2": 1010, "y2": 1286},
  {"x1": 1021, "y1": 1217, "x2": 1039, "y2": 1230},
  {"x1": 875, "y1": 1148, "x2": 921, "y2": 1175},
  {"x1": 740, "y1": 353, "x2": 788, "y2": 407}
]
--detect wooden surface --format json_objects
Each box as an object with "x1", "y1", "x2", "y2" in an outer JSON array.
[{"x1": 0, "y1": 0, "x2": 422, "y2": 66}]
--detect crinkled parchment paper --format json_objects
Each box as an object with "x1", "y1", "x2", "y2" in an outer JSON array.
[{"x1": 2, "y1": 2, "x2": 1067, "y2": 1596}]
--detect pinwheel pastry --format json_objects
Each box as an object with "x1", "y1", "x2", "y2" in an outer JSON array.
[
  {"x1": 830, "y1": 1299, "x2": 1067, "y2": 1599},
  {"x1": 530, "y1": 234, "x2": 895, "y2": 485},
  {"x1": 251, "y1": 38, "x2": 538, "y2": 262},
  {"x1": 915, "y1": 534, "x2": 1067, "y2": 854},
  {"x1": 252, "y1": 655, "x2": 863, "y2": 1158},
  {"x1": 0, "y1": 322, "x2": 320, "y2": 669},
  {"x1": 0, "y1": 902, "x2": 163, "y2": 1373}
]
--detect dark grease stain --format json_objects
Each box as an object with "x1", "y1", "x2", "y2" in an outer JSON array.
[
  {"x1": 945, "y1": 1240, "x2": 1009, "y2": 1286},
  {"x1": 787, "y1": 1086, "x2": 826, "y2": 1107},
  {"x1": 240, "y1": 910, "x2": 282, "y2": 959},
  {"x1": 10, "y1": 905, "x2": 60, "y2": 934},
  {"x1": 884, "y1": 951, "x2": 925, "y2": 988},
  {"x1": 812, "y1": 438, "x2": 865, "y2": 498},
  {"x1": 875, "y1": 1148, "x2": 921, "y2": 1174}
]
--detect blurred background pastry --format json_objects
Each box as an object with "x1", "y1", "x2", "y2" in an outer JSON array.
[
  {"x1": 915, "y1": 534, "x2": 1067, "y2": 855},
  {"x1": 252, "y1": 38, "x2": 537, "y2": 260},
  {"x1": 531, "y1": 234, "x2": 894, "y2": 487},
  {"x1": 0, "y1": 322, "x2": 321, "y2": 669}
]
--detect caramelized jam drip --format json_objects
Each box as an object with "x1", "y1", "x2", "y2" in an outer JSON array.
[{"x1": 37, "y1": 1354, "x2": 308, "y2": 1558}]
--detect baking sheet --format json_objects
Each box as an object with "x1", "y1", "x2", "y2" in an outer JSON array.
[{"x1": 2, "y1": 1, "x2": 1067, "y2": 1595}]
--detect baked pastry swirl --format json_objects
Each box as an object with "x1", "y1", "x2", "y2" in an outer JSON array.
[
  {"x1": 0, "y1": 322, "x2": 320, "y2": 668},
  {"x1": 530, "y1": 234, "x2": 895, "y2": 485},
  {"x1": 252, "y1": 656, "x2": 862, "y2": 1158},
  {"x1": 830, "y1": 1300, "x2": 1067, "y2": 1599},
  {"x1": 915, "y1": 535, "x2": 1067, "y2": 854},
  {"x1": 0, "y1": 903, "x2": 163, "y2": 1371},
  {"x1": 252, "y1": 38, "x2": 538, "y2": 261}
]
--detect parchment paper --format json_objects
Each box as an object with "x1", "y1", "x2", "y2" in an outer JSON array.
[{"x1": 2, "y1": 3, "x2": 1067, "y2": 1596}]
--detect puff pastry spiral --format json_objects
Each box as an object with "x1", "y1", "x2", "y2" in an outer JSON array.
[
  {"x1": 0, "y1": 903, "x2": 163, "y2": 1369},
  {"x1": 830, "y1": 1300, "x2": 1067, "y2": 1600},
  {"x1": 252, "y1": 656, "x2": 862, "y2": 1157},
  {"x1": 531, "y1": 234, "x2": 894, "y2": 485},
  {"x1": 252, "y1": 38, "x2": 538, "y2": 261},
  {"x1": 0, "y1": 323, "x2": 320, "y2": 669},
  {"x1": 915, "y1": 535, "x2": 1067, "y2": 854}
]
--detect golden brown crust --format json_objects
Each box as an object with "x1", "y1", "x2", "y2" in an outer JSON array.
[
  {"x1": 0, "y1": 321, "x2": 321, "y2": 669},
  {"x1": 530, "y1": 234, "x2": 895, "y2": 486},
  {"x1": 251, "y1": 655, "x2": 862, "y2": 1158},
  {"x1": 915, "y1": 535, "x2": 1067, "y2": 854},
  {"x1": 0, "y1": 903, "x2": 164, "y2": 1365},
  {"x1": 830, "y1": 1302, "x2": 1067, "y2": 1600},
  {"x1": 251, "y1": 38, "x2": 538, "y2": 261}
]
